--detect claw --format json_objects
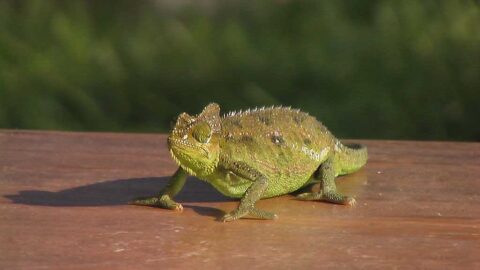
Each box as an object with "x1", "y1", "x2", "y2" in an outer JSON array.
[
  {"x1": 174, "y1": 203, "x2": 184, "y2": 212},
  {"x1": 221, "y1": 210, "x2": 244, "y2": 222},
  {"x1": 221, "y1": 214, "x2": 235, "y2": 223},
  {"x1": 346, "y1": 197, "x2": 356, "y2": 206}
]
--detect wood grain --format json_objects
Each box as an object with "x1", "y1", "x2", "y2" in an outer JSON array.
[{"x1": 1, "y1": 130, "x2": 479, "y2": 269}]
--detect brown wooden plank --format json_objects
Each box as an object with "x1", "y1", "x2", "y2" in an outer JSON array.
[{"x1": 1, "y1": 130, "x2": 479, "y2": 269}]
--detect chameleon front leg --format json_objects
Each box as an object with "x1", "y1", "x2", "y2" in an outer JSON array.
[
  {"x1": 130, "y1": 167, "x2": 188, "y2": 211},
  {"x1": 296, "y1": 157, "x2": 356, "y2": 206},
  {"x1": 221, "y1": 161, "x2": 277, "y2": 222}
]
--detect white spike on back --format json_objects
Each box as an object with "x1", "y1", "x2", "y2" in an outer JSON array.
[{"x1": 222, "y1": 104, "x2": 303, "y2": 119}]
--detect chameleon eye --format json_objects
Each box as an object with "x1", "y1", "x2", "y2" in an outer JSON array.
[{"x1": 192, "y1": 122, "x2": 212, "y2": 143}]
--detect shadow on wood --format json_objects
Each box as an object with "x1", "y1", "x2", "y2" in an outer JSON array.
[{"x1": 4, "y1": 177, "x2": 233, "y2": 207}]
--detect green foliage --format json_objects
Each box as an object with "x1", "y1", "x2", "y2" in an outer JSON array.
[{"x1": 0, "y1": 0, "x2": 479, "y2": 140}]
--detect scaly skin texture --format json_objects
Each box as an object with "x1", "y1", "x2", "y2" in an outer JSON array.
[{"x1": 132, "y1": 103, "x2": 368, "y2": 222}]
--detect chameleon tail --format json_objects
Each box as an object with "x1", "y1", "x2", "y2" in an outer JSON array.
[{"x1": 335, "y1": 142, "x2": 368, "y2": 176}]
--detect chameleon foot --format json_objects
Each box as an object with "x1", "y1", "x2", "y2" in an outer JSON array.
[
  {"x1": 130, "y1": 194, "x2": 183, "y2": 211},
  {"x1": 296, "y1": 192, "x2": 324, "y2": 200},
  {"x1": 221, "y1": 207, "x2": 278, "y2": 222},
  {"x1": 296, "y1": 192, "x2": 355, "y2": 206},
  {"x1": 323, "y1": 192, "x2": 356, "y2": 206}
]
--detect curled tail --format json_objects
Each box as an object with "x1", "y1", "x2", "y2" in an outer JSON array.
[{"x1": 334, "y1": 142, "x2": 368, "y2": 176}]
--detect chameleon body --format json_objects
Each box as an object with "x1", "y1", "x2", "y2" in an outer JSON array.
[{"x1": 132, "y1": 103, "x2": 367, "y2": 222}]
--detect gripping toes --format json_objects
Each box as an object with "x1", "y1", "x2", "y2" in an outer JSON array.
[
  {"x1": 130, "y1": 195, "x2": 183, "y2": 211},
  {"x1": 221, "y1": 207, "x2": 278, "y2": 222},
  {"x1": 344, "y1": 196, "x2": 356, "y2": 206},
  {"x1": 296, "y1": 192, "x2": 356, "y2": 206},
  {"x1": 323, "y1": 192, "x2": 356, "y2": 206},
  {"x1": 296, "y1": 192, "x2": 324, "y2": 201},
  {"x1": 221, "y1": 209, "x2": 248, "y2": 222}
]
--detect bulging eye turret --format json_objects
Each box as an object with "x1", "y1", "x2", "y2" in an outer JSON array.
[{"x1": 192, "y1": 122, "x2": 212, "y2": 143}]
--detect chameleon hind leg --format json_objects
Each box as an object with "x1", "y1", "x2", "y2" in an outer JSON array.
[
  {"x1": 130, "y1": 167, "x2": 187, "y2": 211},
  {"x1": 296, "y1": 157, "x2": 356, "y2": 206}
]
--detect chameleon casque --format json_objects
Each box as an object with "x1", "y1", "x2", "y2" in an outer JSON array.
[{"x1": 132, "y1": 103, "x2": 367, "y2": 222}]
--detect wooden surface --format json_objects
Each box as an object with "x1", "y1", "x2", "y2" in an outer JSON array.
[{"x1": 1, "y1": 130, "x2": 479, "y2": 269}]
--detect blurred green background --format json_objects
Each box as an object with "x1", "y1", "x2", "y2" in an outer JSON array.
[{"x1": 0, "y1": 0, "x2": 479, "y2": 140}]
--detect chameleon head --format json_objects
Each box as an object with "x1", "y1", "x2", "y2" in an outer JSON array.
[{"x1": 168, "y1": 103, "x2": 221, "y2": 176}]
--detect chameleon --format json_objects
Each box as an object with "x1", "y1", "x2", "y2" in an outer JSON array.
[{"x1": 132, "y1": 103, "x2": 367, "y2": 222}]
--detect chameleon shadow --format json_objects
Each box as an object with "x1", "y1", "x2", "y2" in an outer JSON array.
[
  {"x1": 186, "y1": 205, "x2": 228, "y2": 219},
  {"x1": 4, "y1": 177, "x2": 233, "y2": 207}
]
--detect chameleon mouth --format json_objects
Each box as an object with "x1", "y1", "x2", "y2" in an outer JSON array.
[
  {"x1": 167, "y1": 137, "x2": 201, "y2": 176},
  {"x1": 167, "y1": 137, "x2": 191, "y2": 153},
  {"x1": 167, "y1": 138, "x2": 187, "y2": 161},
  {"x1": 168, "y1": 136, "x2": 210, "y2": 156}
]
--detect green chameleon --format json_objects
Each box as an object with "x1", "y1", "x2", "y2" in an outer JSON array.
[{"x1": 132, "y1": 103, "x2": 367, "y2": 222}]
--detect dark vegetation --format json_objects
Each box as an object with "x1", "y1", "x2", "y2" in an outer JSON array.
[{"x1": 1, "y1": 1, "x2": 479, "y2": 140}]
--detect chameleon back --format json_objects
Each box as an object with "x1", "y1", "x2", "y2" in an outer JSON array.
[{"x1": 214, "y1": 107, "x2": 337, "y2": 198}]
